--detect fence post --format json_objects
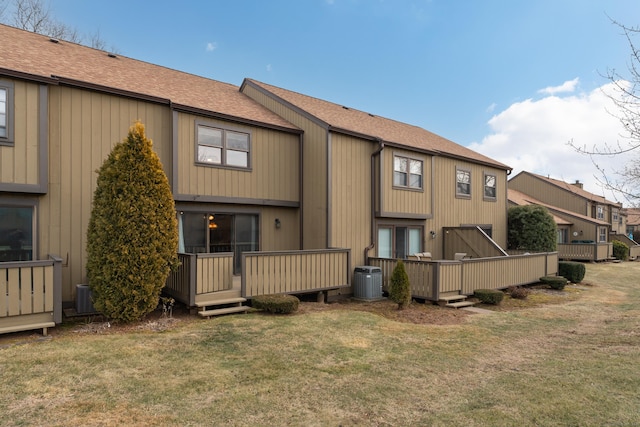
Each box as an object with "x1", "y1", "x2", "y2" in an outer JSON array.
[{"x1": 49, "y1": 255, "x2": 63, "y2": 324}]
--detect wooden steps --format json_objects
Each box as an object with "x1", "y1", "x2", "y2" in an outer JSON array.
[
  {"x1": 438, "y1": 294, "x2": 476, "y2": 309},
  {"x1": 196, "y1": 297, "x2": 249, "y2": 318}
]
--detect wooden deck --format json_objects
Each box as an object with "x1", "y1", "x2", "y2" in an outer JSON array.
[{"x1": 0, "y1": 255, "x2": 63, "y2": 335}]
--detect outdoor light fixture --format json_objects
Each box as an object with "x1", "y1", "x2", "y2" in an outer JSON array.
[
  {"x1": 275, "y1": 218, "x2": 281, "y2": 229},
  {"x1": 430, "y1": 230, "x2": 437, "y2": 239}
]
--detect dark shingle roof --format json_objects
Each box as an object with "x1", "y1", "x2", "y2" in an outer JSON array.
[
  {"x1": 0, "y1": 24, "x2": 297, "y2": 131},
  {"x1": 244, "y1": 79, "x2": 511, "y2": 170}
]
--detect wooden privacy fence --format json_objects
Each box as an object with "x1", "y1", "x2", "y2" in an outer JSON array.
[
  {"x1": 558, "y1": 243, "x2": 612, "y2": 261},
  {"x1": 0, "y1": 255, "x2": 62, "y2": 335},
  {"x1": 369, "y1": 252, "x2": 558, "y2": 301},
  {"x1": 165, "y1": 253, "x2": 234, "y2": 306},
  {"x1": 242, "y1": 249, "x2": 351, "y2": 297}
]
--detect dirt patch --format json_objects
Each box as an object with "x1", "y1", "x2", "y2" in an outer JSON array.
[{"x1": 296, "y1": 297, "x2": 472, "y2": 325}]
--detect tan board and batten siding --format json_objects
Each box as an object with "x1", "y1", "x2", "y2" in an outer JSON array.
[
  {"x1": 0, "y1": 79, "x2": 40, "y2": 186},
  {"x1": 431, "y1": 157, "x2": 508, "y2": 251},
  {"x1": 329, "y1": 132, "x2": 374, "y2": 263},
  {"x1": 379, "y1": 148, "x2": 432, "y2": 216},
  {"x1": 509, "y1": 173, "x2": 589, "y2": 217},
  {"x1": 240, "y1": 83, "x2": 328, "y2": 250},
  {"x1": 43, "y1": 86, "x2": 172, "y2": 301},
  {"x1": 174, "y1": 112, "x2": 299, "y2": 203}
]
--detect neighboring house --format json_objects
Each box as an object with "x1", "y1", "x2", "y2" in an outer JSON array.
[
  {"x1": 241, "y1": 79, "x2": 512, "y2": 263},
  {"x1": 1, "y1": 24, "x2": 303, "y2": 306},
  {"x1": 508, "y1": 188, "x2": 609, "y2": 245},
  {"x1": 509, "y1": 172, "x2": 624, "y2": 235},
  {"x1": 0, "y1": 25, "x2": 516, "y2": 318},
  {"x1": 624, "y1": 208, "x2": 640, "y2": 237},
  {"x1": 508, "y1": 173, "x2": 640, "y2": 261}
]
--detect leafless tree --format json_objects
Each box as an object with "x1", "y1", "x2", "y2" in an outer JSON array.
[
  {"x1": 570, "y1": 19, "x2": 640, "y2": 204},
  {"x1": 1, "y1": 0, "x2": 111, "y2": 49}
]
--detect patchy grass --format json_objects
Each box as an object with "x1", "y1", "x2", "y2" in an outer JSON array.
[{"x1": 1, "y1": 262, "x2": 640, "y2": 426}]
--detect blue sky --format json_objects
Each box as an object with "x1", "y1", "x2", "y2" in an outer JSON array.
[{"x1": 36, "y1": 1, "x2": 640, "y2": 199}]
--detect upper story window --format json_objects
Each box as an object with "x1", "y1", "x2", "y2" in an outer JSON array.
[
  {"x1": 393, "y1": 155, "x2": 423, "y2": 189},
  {"x1": 196, "y1": 123, "x2": 250, "y2": 169},
  {"x1": 596, "y1": 205, "x2": 604, "y2": 220},
  {"x1": 484, "y1": 173, "x2": 497, "y2": 200},
  {"x1": 0, "y1": 80, "x2": 15, "y2": 146},
  {"x1": 612, "y1": 208, "x2": 619, "y2": 222},
  {"x1": 456, "y1": 168, "x2": 471, "y2": 197}
]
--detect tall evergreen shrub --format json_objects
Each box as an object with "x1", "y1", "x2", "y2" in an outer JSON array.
[
  {"x1": 87, "y1": 122, "x2": 178, "y2": 322},
  {"x1": 508, "y1": 205, "x2": 557, "y2": 252},
  {"x1": 389, "y1": 260, "x2": 411, "y2": 310}
]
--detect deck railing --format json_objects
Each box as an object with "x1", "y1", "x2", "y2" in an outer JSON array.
[
  {"x1": 242, "y1": 249, "x2": 351, "y2": 297},
  {"x1": 164, "y1": 253, "x2": 234, "y2": 306},
  {"x1": 0, "y1": 255, "x2": 62, "y2": 335},
  {"x1": 558, "y1": 243, "x2": 612, "y2": 261},
  {"x1": 369, "y1": 252, "x2": 558, "y2": 301}
]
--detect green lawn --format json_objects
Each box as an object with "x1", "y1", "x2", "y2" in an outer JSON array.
[{"x1": 1, "y1": 262, "x2": 639, "y2": 426}]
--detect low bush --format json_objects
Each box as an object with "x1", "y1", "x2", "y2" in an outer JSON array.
[
  {"x1": 558, "y1": 261, "x2": 586, "y2": 283},
  {"x1": 252, "y1": 294, "x2": 300, "y2": 314},
  {"x1": 540, "y1": 275, "x2": 568, "y2": 290},
  {"x1": 507, "y1": 285, "x2": 530, "y2": 299},
  {"x1": 612, "y1": 240, "x2": 629, "y2": 261},
  {"x1": 474, "y1": 289, "x2": 504, "y2": 305},
  {"x1": 389, "y1": 260, "x2": 411, "y2": 310}
]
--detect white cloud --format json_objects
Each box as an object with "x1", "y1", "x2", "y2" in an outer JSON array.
[
  {"x1": 537, "y1": 77, "x2": 580, "y2": 95},
  {"x1": 469, "y1": 81, "x2": 632, "y2": 202},
  {"x1": 486, "y1": 102, "x2": 497, "y2": 114},
  {"x1": 206, "y1": 42, "x2": 217, "y2": 52}
]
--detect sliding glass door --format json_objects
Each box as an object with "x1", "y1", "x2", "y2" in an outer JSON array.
[{"x1": 178, "y1": 212, "x2": 259, "y2": 274}]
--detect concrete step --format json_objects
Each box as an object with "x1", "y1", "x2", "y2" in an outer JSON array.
[
  {"x1": 439, "y1": 294, "x2": 467, "y2": 302},
  {"x1": 198, "y1": 305, "x2": 250, "y2": 318}
]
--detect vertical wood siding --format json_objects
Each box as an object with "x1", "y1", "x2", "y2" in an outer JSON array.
[
  {"x1": 175, "y1": 113, "x2": 300, "y2": 203},
  {"x1": 242, "y1": 249, "x2": 350, "y2": 297},
  {"x1": 380, "y1": 148, "x2": 432, "y2": 216},
  {"x1": 330, "y1": 133, "x2": 373, "y2": 267},
  {"x1": 509, "y1": 173, "x2": 588, "y2": 216},
  {"x1": 242, "y1": 84, "x2": 328, "y2": 249},
  {"x1": 0, "y1": 79, "x2": 40, "y2": 186},
  {"x1": 44, "y1": 86, "x2": 172, "y2": 301},
  {"x1": 429, "y1": 157, "x2": 508, "y2": 258}
]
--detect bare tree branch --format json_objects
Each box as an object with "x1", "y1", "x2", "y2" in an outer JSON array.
[{"x1": 569, "y1": 18, "x2": 640, "y2": 205}]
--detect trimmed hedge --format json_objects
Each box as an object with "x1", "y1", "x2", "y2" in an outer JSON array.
[
  {"x1": 507, "y1": 285, "x2": 530, "y2": 300},
  {"x1": 252, "y1": 294, "x2": 300, "y2": 314},
  {"x1": 474, "y1": 289, "x2": 504, "y2": 305},
  {"x1": 540, "y1": 275, "x2": 568, "y2": 290},
  {"x1": 612, "y1": 240, "x2": 629, "y2": 261},
  {"x1": 558, "y1": 261, "x2": 586, "y2": 283}
]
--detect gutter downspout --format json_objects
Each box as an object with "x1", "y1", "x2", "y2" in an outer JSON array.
[{"x1": 364, "y1": 139, "x2": 385, "y2": 264}]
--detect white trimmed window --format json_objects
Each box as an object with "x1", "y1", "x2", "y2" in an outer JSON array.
[
  {"x1": 196, "y1": 124, "x2": 250, "y2": 169},
  {"x1": 484, "y1": 173, "x2": 496, "y2": 200},
  {"x1": 598, "y1": 226, "x2": 607, "y2": 243},
  {"x1": 393, "y1": 155, "x2": 423, "y2": 189},
  {"x1": 596, "y1": 205, "x2": 604, "y2": 220},
  {"x1": 456, "y1": 168, "x2": 471, "y2": 197},
  {"x1": 0, "y1": 81, "x2": 14, "y2": 145}
]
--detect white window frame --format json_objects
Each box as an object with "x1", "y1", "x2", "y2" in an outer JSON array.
[
  {"x1": 596, "y1": 205, "x2": 604, "y2": 220},
  {"x1": 483, "y1": 173, "x2": 497, "y2": 200},
  {"x1": 0, "y1": 80, "x2": 15, "y2": 146},
  {"x1": 456, "y1": 168, "x2": 471, "y2": 198},
  {"x1": 195, "y1": 122, "x2": 251, "y2": 170},
  {"x1": 598, "y1": 226, "x2": 607, "y2": 243},
  {"x1": 393, "y1": 155, "x2": 423, "y2": 190}
]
